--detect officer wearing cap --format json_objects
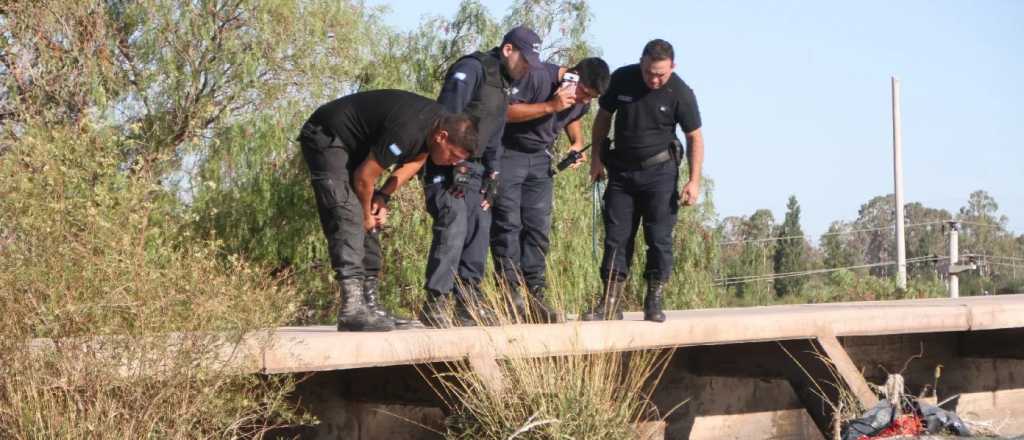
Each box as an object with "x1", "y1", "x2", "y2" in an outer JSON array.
[
  {"x1": 583, "y1": 39, "x2": 704, "y2": 323},
  {"x1": 297, "y1": 89, "x2": 477, "y2": 332},
  {"x1": 490, "y1": 57, "x2": 610, "y2": 323},
  {"x1": 419, "y1": 26, "x2": 541, "y2": 328}
]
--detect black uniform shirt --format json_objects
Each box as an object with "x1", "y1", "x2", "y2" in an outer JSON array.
[
  {"x1": 309, "y1": 89, "x2": 442, "y2": 169},
  {"x1": 503, "y1": 62, "x2": 590, "y2": 153},
  {"x1": 598, "y1": 63, "x2": 701, "y2": 162}
]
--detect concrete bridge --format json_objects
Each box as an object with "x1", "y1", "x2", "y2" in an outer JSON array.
[{"x1": 245, "y1": 294, "x2": 1024, "y2": 439}]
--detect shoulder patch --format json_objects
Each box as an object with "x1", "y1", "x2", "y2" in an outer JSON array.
[
  {"x1": 387, "y1": 143, "x2": 402, "y2": 156},
  {"x1": 617, "y1": 95, "x2": 633, "y2": 103},
  {"x1": 453, "y1": 72, "x2": 467, "y2": 81}
]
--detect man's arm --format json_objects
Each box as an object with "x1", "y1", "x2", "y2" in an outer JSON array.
[
  {"x1": 589, "y1": 108, "x2": 612, "y2": 182},
  {"x1": 378, "y1": 153, "x2": 428, "y2": 196},
  {"x1": 680, "y1": 128, "x2": 704, "y2": 205},
  {"x1": 369, "y1": 152, "x2": 428, "y2": 226},
  {"x1": 353, "y1": 152, "x2": 387, "y2": 231},
  {"x1": 437, "y1": 59, "x2": 483, "y2": 114},
  {"x1": 562, "y1": 117, "x2": 586, "y2": 168},
  {"x1": 507, "y1": 84, "x2": 576, "y2": 123}
]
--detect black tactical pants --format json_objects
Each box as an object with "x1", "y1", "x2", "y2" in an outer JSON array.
[
  {"x1": 298, "y1": 123, "x2": 381, "y2": 280},
  {"x1": 490, "y1": 148, "x2": 554, "y2": 290},
  {"x1": 423, "y1": 161, "x2": 490, "y2": 296},
  {"x1": 600, "y1": 160, "x2": 679, "y2": 282}
]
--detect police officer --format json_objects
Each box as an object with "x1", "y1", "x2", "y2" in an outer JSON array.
[
  {"x1": 583, "y1": 39, "x2": 704, "y2": 322},
  {"x1": 419, "y1": 26, "x2": 541, "y2": 328},
  {"x1": 491, "y1": 57, "x2": 610, "y2": 323},
  {"x1": 297, "y1": 89, "x2": 477, "y2": 332}
]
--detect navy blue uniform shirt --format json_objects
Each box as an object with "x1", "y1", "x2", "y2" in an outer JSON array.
[
  {"x1": 503, "y1": 62, "x2": 590, "y2": 153},
  {"x1": 437, "y1": 57, "x2": 503, "y2": 174}
]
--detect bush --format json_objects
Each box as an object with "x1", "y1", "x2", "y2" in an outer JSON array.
[{"x1": 0, "y1": 122, "x2": 302, "y2": 438}]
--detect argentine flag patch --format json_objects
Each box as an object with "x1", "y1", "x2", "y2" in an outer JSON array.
[
  {"x1": 387, "y1": 143, "x2": 402, "y2": 156},
  {"x1": 454, "y1": 72, "x2": 467, "y2": 81}
]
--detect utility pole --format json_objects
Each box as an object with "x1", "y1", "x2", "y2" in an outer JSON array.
[
  {"x1": 892, "y1": 76, "x2": 907, "y2": 290},
  {"x1": 948, "y1": 221, "x2": 960, "y2": 298}
]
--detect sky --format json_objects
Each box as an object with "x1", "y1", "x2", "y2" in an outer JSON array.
[{"x1": 369, "y1": 0, "x2": 1023, "y2": 240}]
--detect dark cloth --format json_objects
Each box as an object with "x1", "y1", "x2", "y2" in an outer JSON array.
[
  {"x1": 598, "y1": 63, "x2": 701, "y2": 163},
  {"x1": 298, "y1": 142, "x2": 382, "y2": 280},
  {"x1": 490, "y1": 149, "x2": 554, "y2": 289},
  {"x1": 503, "y1": 62, "x2": 590, "y2": 153},
  {"x1": 423, "y1": 161, "x2": 491, "y2": 294},
  {"x1": 306, "y1": 89, "x2": 443, "y2": 169},
  {"x1": 437, "y1": 49, "x2": 510, "y2": 174},
  {"x1": 600, "y1": 161, "x2": 679, "y2": 282}
]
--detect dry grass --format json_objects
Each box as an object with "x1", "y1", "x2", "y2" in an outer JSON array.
[{"x1": 414, "y1": 282, "x2": 678, "y2": 439}]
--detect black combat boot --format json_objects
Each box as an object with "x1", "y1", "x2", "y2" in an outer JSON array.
[
  {"x1": 504, "y1": 284, "x2": 529, "y2": 323},
  {"x1": 454, "y1": 282, "x2": 497, "y2": 326},
  {"x1": 364, "y1": 275, "x2": 422, "y2": 330},
  {"x1": 527, "y1": 285, "x2": 564, "y2": 323},
  {"x1": 337, "y1": 277, "x2": 395, "y2": 332},
  {"x1": 643, "y1": 280, "x2": 666, "y2": 323},
  {"x1": 581, "y1": 275, "x2": 625, "y2": 321},
  {"x1": 418, "y1": 290, "x2": 454, "y2": 328}
]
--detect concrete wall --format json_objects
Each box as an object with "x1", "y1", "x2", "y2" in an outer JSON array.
[{"x1": 286, "y1": 330, "x2": 1024, "y2": 439}]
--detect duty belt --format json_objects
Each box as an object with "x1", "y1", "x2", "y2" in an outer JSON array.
[{"x1": 606, "y1": 148, "x2": 673, "y2": 171}]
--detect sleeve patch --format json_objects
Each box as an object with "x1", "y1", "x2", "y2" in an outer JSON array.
[
  {"x1": 387, "y1": 143, "x2": 402, "y2": 156},
  {"x1": 453, "y1": 72, "x2": 467, "y2": 81}
]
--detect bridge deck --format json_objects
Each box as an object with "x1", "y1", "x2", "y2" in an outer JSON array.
[{"x1": 252, "y1": 294, "x2": 1024, "y2": 374}]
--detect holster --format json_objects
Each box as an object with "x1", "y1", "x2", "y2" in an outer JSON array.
[{"x1": 669, "y1": 138, "x2": 684, "y2": 165}]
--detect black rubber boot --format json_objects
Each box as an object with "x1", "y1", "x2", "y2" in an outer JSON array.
[
  {"x1": 582, "y1": 275, "x2": 625, "y2": 321},
  {"x1": 337, "y1": 277, "x2": 395, "y2": 332},
  {"x1": 364, "y1": 276, "x2": 422, "y2": 330},
  {"x1": 418, "y1": 290, "x2": 454, "y2": 328},
  {"x1": 643, "y1": 280, "x2": 666, "y2": 323},
  {"x1": 527, "y1": 285, "x2": 564, "y2": 323}
]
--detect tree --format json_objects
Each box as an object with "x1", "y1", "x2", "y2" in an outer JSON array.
[{"x1": 774, "y1": 195, "x2": 806, "y2": 296}]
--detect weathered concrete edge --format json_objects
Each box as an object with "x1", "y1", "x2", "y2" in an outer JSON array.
[{"x1": 256, "y1": 296, "x2": 1024, "y2": 374}]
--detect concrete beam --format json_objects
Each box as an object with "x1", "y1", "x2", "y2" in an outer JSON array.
[{"x1": 257, "y1": 296, "x2": 1024, "y2": 374}]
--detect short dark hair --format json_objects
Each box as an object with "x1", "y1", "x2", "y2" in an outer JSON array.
[
  {"x1": 571, "y1": 57, "x2": 611, "y2": 95},
  {"x1": 434, "y1": 112, "x2": 478, "y2": 154},
  {"x1": 641, "y1": 39, "x2": 674, "y2": 62}
]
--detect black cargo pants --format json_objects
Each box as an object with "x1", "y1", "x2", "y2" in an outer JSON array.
[
  {"x1": 298, "y1": 122, "x2": 382, "y2": 281},
  {"x1": 600, "y1": 160, "x2": 679, "y2": 282},
  {"x1": 490, "y1": 148, "x2": 554, "y2": 290}
]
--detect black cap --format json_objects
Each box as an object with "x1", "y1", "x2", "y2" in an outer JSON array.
[{"x1": 501, "y1": 26, "x2": 542, "y2": 66}]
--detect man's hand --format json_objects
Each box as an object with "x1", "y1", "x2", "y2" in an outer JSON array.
[
  {"x1": 448, "y1": 163, "x2": 471, "y2": 198},
  {"x1": 547, "y1": 84, "x2": 577, "y2": 113},
  {"x1": 363, "y1": 213, "x2": 379, "y2": 232},
  {"x1": 680, "y1": 180, "x2": 700, "y2": 206},
  {"x1": 589, "y1": 156, "x2": 606, "y2": 183},
  {"x1": 371, "y1": 191, "x2": 390, "y2": 227},
  {"x1": 480, "y1": 172, "x2": 499, "y2": 211},
  {"x1": 567, "y1": 144, "x2": 587, "y2": 169}
]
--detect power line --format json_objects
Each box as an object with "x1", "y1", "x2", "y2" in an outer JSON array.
[
  {"x1": 715, "y1": 256, "x2": 945, "y2": 286},
  {"x1": 719, "y1": 221, "x2": 947, "y2": 247}
]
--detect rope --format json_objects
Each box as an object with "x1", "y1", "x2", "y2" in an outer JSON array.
[{"x1": 591, "y1": 180, "x2": 606, "y2": 264}]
